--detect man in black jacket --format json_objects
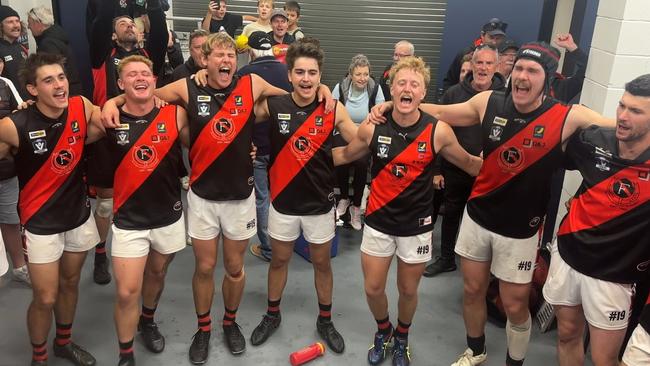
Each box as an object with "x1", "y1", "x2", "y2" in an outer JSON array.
[
  {"x1": 27, "y1": 6, "x2": 82, "y2": 96},
  {"x1": 171, "y1": 29, "x2": 208, "y2": 82},
  {"x1": 0, "y1": 5, "x2": 28, "y2": 99},
  {"x1": 424, "y1": 44, "x2": 506, "y2": 277},
  {"x1": 550, "y1": 33, "x2": 588, "y2": 103}
]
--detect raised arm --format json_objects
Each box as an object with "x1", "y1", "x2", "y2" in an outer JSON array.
[
  {"x1": 87, "y1": 0, "x2": 116, "y2": 67},
  {"x1": 434, "y1": 121, "x2": 482, "y2": 176},
  {"x1": 145, "y1": 0, "x2": 169, "y2": 77},
  {"x1": 420, "y1": 91, "x2": 490, "y2": 127},
  {"x1": 333, "y1": 120, "x2": 373, "y2": 166}
]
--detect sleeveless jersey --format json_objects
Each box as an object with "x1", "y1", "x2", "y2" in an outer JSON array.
[
  {"x1": 107, "y1": 105, "x2": 183, "y2": 230},
  {"x1": 365, "y1": 111, "x2": 437, "y2": 236},
  {"x1": 268, "y1": 95, "x2": 336, "y2": 215},
  {"x1": 467, "y1": 91, "x2": 571, "y2": 238},
  {"x1": 13, "y1": 96, "x2": 90, "y2": 234},
  {"x1": 92, "y1": 47, "x2": 149, "y2": 106},
  {"x1": 186, "y1": 75, "x2": 255, "y2": 201},
  {"x1": 557, "y1": 126, "x2": 650, "y2": 283}
]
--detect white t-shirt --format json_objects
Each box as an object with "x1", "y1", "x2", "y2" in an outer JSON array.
[{"x1": 242, "y1": 22, "x2": 273, "y2": 37}]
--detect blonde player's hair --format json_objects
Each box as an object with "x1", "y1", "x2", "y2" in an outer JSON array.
[
  {"x1": 202, "y1": 32, "x2": 236, "y2": 57},
  {"x1": 388, "y1": 56, "x2": 431, "y2": 89},
  {"x1": 116, "y1": 55, "x2": 153, "y2": 76}
]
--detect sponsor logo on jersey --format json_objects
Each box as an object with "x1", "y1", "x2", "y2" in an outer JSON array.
[
  {"x1": 332, "y1": 128, "x2": 340, "y2": 136},
  {"x1": 4, "y1": 55, "x2": 12, "y2": 62},
  {"x1": 529, "y1": 216, "x2": 541, "y2": 227},
  {"x1": 116, "y1": 131, "x2": 129, "y2": 145},
  {"x1": 278, "y1": 113, "x2": 291, "y2": 120},
  {"x1": 67, "y1": 136, "x2": 76, "y2": 145},
  {"x1": 315, "y1": 116, "x2": 323, "y2": 126},
  {"x1": 234, "y1": 95, "x2": 243, "y2": 106},
  {"x1": 32, "y1": 139, "x2": 48, "y2": 154},
  {"x1": 639, "y1": 170, "x2": 649, "y2": 181},
  {"x1": 296, "y1": 111, "x2": 307, "y2": 116},
  {"x1": 607, "y1": 177, "x2": 640, "y2": 208},
  {"x1": 418, "y1": 216, "x2": 432, "y2": 227},
  {"x1": 417, "y1": 141, "x2": 427, "y2": 152},
  {"x1": 173, "y1": 201, "x2": 182, "y2": 211},
  {"x1": 248, "y1": 176, "x2": 254, "y2": 186},
  {"x1": 157, "y1": 123, "x2": 167, "y2": 133},
  {"x1": 377, "y1": 144, "x2": 389, "y2": 158},
  {"x1": 71, "y1": 120, "x2": 80, "y2": 133},
  {"x1": 398, "y1": 132, "x2": 408, "y2": 140},
  {"x1": 533, "y1": 125, "x2": 545, "y2": 139},
  {"x1": 279, "y1": 120, "x2": 290, "y2": 134},
  {"x1": 637, "y1": 259, "x2": 650, "y2": 272},
  {"x1": 51, "y1": 149, "x2": 75, "y2": 175},
  {"x1": 197, "y1": 95, "x2": 211, "y2": 102},
  {"x1": 489, "y1": 126, "x2": 503, "y2": 141},
  {"x1": 514, "y1": 118, "x2": 527, "y2": 124},
  {"x1": 115, "y1": 123, "x2": 130, "y2": 130},
  {"x1": 493, "y1": 116, "x2": 508, "y2": 126},
  {"x1": 595, "y1": 146, "x2": 613, "y2": 157},
  {"x1": 328, "y1": 192, "x2": 335, "y2": 201},
  {"x1": 595, "y1": 156, "x2": 611, "y2": 171},
  {"x1": 198, "y1": 103, "x2": 210, "y2": 117},
  {"x1": 378, "y1": 136, "x2": 392, "y2": 144},
  {"x1": 135, "y1": 119, "x2": 148, "y2": 124},
  {"x1": 29, "y1": 130, "x2": 46, "y2": 139}
]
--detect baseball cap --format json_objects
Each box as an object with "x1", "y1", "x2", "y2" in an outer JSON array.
[
  {"x1": 271, "y1": 9, "x2": 288, "y2": 21},
  {"x1": 248, "y1": 31, "x2": 273, "y2": 51},
  {"x1": 499, "y1": 39, "x2": 519, "y2": 53},
  {"x1": 482, "y1": 18, "x2": 507, "y2": 36}
]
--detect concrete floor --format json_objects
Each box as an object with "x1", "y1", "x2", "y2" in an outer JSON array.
[{"x1": 0, "y1": 218, "x2": 558, "y2": 366}]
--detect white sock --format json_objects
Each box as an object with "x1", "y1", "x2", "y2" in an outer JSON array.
[{"x1": 506, "y1": 314, "x2": 531, "y2": 361}]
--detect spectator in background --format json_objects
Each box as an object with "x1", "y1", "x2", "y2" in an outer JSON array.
[
  {"x1": 27, "y1": 6, "x2": 83, "y2": 96},
  {"x1": 442, "y1": 18, "x2": 507, "y2": 92},
  {"x1": 459, "y1": 53, "x2": 473, "y2": 84},
  {"x1": 159, "y1": 29, "x2": 184, "y2": 86},
  {"x1": 201, "y1": 0, "x2": 256, "y2": 38},
  {"x1": 0, "y1": 56, "x2": 28, "y2": 286},
  {"x1": 497, "y1": 39, "x2": 519, "y2": 84},
  {"x1": 171, "y1": 29, "x2": 208, "y2": 82},
  {"x1": 284, "y1": 1, "x2": 304, "y2": 40},
  {"x1": 551, "y1": 33, "x2": 588, "y2": 103},
  {"x1": 268, "y1": 9, "x2": 294, "y2": 45},
  {"x1": 0, "y1": 5, "x2": 28, "y2": 100},
  {"x1": 238, "y1": 31, "x2": 292, "y2": 262},
  {"x1": 242, "y1": 0, "x2": 274, "y2": 37},
  {"x1": 332, "y1": 54, "x2": 384, "y2": 230},
  {"x1": 424, "y1": 44, "x2": 505, "y2": 278},
  {"x1": 378, "y1": 40, "x2": 414, "y2": 101}
]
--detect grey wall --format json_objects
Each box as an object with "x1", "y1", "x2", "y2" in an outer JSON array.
[
  {"x1": 172, "y1": 0, "x2": 447, "y2": 101},
  {"x1": 436, "y1": 0, "x2": 545, "y2": 88}
]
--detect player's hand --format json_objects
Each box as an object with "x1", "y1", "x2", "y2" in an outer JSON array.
[
  {"x1": 368, "y1": 101, "x2": 392, "y2": 124},
  {"x1": 208, "y1": 0, "x2": 219, "y2": 14},
  {"x1": 316, "y1": 84, "x2": 335, "y2": 114},
  {"x1": 16, "y1": 99, "x2": 35, "y2": 110},
  {"x1": 554, "y1": 33, "x2": 578, "y2": 52},
  {"x1": 193, "y1": 69, "x2": 209, "y2": 87},
  {"x1": 101, "y1": 100, "x2": 121, "y2": 128},
  {"x1": 153, "y1": 96, "x2": 168, "y2": 109},
  {"x1": 250, "y1": 143, "x2": 257, "y2": 161},
  {"x1": 433, "y1": 175, "x2": 445, "y2": 190}
]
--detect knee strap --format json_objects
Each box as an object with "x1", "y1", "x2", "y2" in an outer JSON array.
[
  {"x1": 225, "y1": 266, "x2": 245, "y2": 282},
  {"x1": 506, "y1": 314, "x2": 532, "y2": 361},
  {"x1": 95, "y1": 197, "x2": 113, "y2": 218}
]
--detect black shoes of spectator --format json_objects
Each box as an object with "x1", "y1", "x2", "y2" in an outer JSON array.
[
  {"x1": 423, "y1": 256, "x2": 457, "y2": 277},
  {"x1": 93, "y1": 257, "x2": 111, "y2": 285}
]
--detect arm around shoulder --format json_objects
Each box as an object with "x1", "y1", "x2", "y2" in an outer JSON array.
[
  {"x1": 333, "y1": 120, "x2": 373, "y2": 166},
  {"x1": 434, "y1": 121, "x2": 482, "y2": 176},
  {"x1": 0, "y1": 116, "x2": 19, "y2": 155}
]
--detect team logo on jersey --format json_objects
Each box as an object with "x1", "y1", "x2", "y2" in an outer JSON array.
[
  {"x1": 29, "y1": 130, "x2": 46, "y2": 139},
  {"x1": 197, "y1": 95, "x2": 211, "y2": 103},
  {"x1": 497, "y1": 146, "x2": 524, "y2": 172},
  {"x1": 234, "y1": 95, "x2": 243, "y2": 106},
  {"x1": 132, "y1": 145, "x2": 158, "y2": 169},
  {"x1": 489, "y1": 125, "x2": 503, "y2": 141},
  {"x1": 116, "y1": 131, "x2": 130, "y2": 145},
  {"x1": 637, "y1": 259, "x2": 650, "y2": 272},
  {"x1": 70, "y1": 120, "x2": 80, "y2": 133},
  {"x1": 607, "y1": 177, "x2": 640, "y2": 208},
  {"x1": 332, "y1": 128, "x2": 340, "y2": 136},
  {"x1": 248, "y1": 176, "x2": 255, "y2": 186},
  {"x1": 296, "y1": 111, "x2": 307, "y2": 116},
  {"x1": 315, "y1": 116, "x2": 323, "y2": 126},
  {"x1": 514, "y1": 118, "x2": 527, "y2": 124},
  {"x1": 377, "y1": 144, "x2": 389, "y2": 158},
  {"x1": 50, "y1": 149, "x2": 75, "y2": 175},
  {"x1": 198, "y1": 103, "x2": 210, "y2": 117},
  {"x1": 328, "y1": 192, "x2": 335, "y2": 201},
  {"x1": 418, "y1": 216, "x2": 432, "y2": 227},
  {"x1": 595, "y1": 156, "x2": 611, "y2": 171},
  {"x1": 4, "y1": 55, "x2": 12, "y2": 62},
  {"x1": 290, "y1": 136, "x2": 312, "y2": 159},
  {"x1": 417, "y1": 142, "x2": 427, "y2": 153},
  {"x1": 173, "y1": 201, "x2": 183, "y2": 211},
  {"x1": 529, "y1": 216, "x2": 541, "y2": 227},
  {"x1": 378, "y1": 136, "x2": 392, "y2": 144},
  {"x1": 135, "y1": 119, "x2": 148, "y2": 124},
  {"x1": 493, "y1": 116, "x2": 508, "y2": 126},
  {"x1": 211, "y1": 118, "x2": 236, "y2": 142},
  {"x1": 32, "y1": 139, "x2": 48, "y2": 154},
  {"x1": 115, "y1": 123, "x2": 130, "y2": 130},
  {"x1": 533, "y1": 125, "x2": 545, "y2": 139},
  {"x1": 390, "y1": 164, "x2": 408, "y2": 185},
  {"x1": 157, "y1": 123, "x2": 167, "y2": 133},
  {"x1": 278, "y1": 113, "x2": 291, "y2": 120},
  {"x1": 279, "y1": 120, "x2": 290, "y2": 134}
]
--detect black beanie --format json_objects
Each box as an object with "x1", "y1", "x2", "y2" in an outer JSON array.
[
  {"x1": 0, "y1": 5, "x2": 19, "y2": 23},
  {"x1": 514, "y1": 41, "x2": 560, "y2": 93}
]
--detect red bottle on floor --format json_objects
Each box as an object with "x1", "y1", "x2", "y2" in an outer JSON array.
[{"x1": 289, "y1": 342, "x2": 325, "y2": 366}]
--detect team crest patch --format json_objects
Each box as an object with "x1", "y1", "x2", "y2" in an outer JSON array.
[
  {"x1": 378, "y1": 136, "x2": 392, "y2": 144},
  {"x1": 489, "y1": 125, "x2": 503, "y2": 141},
  {"x1": 290, "y1": 136, "x2": 312, "y2": 160},
  {"x1": 71, "y1": 120, "x2": 80, "y2": 133},
  {"x1": 51, "y1": 149, "x2": 75, "y2": 175},
  {"x1": 197, "y1": 95, "x2": 211, "y2": 102},
  {"x1": 315, "y1": 116, "x2": 323, "y2": 126},
  {"x1": 212, "y1": 118, "x2": 236, "y2": 142},
  {"x1": 234, "y1": 95, "x2": 243, "y2": 106},
  {"x1": 278, "y1": 113, "x2": 291, "y2": 120},
  {"x1": 198, "y1": 103, "x2": 210, "y2": 117},
  {"x1": 157, "y1": 123, "x2": 167, "y2": 133},
  {"x1": 279, "y1": 120, "x2": 290, "y2": 134},
  {"x1": 29, "y1": 130, "x2": 46, "y2": 139},
  {"x1": 493, "y1": 116, "x2": 508, "y2": 126},
  {"x1": 533, "y1": 125, "x2": 545, "y2": 139},
  {"x1": 417, "y1": 141, "x2": 427, "y2": 153},
  {"x1": 595, "y1": 156, "x2": 610, "y2": 172},
  {"x1": 607, "y1": 178, "x2": 640, "y2": 208},
  {"x1": 116, "y1": 131, "x2": 129, "y2": 145},
  {"x1": 32, "y1": 139, "x2": 48, "y2": 154},
  {"x1": 377, "y1": 144, "x2": 389, "y2": 158}
]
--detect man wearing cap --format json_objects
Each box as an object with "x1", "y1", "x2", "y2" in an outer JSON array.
[
  {"x1": 0, "y1": 5, "x2": 28, "y2": 100},
  {"x1": 267, "y1": 9, "x2": 295, "y2": 64},
  {"x1": 238, "y1": 31, "x2": 292, "y2": 262},
  {"x1": 370, "y1": 41, "x2": 615, "y2": 366},
  {"x1": 442, "y1": 18, "x2": 507, "y2": 92},
  {"x1": 498, "y1": 39, "x2": 519, "y2": 84}
]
